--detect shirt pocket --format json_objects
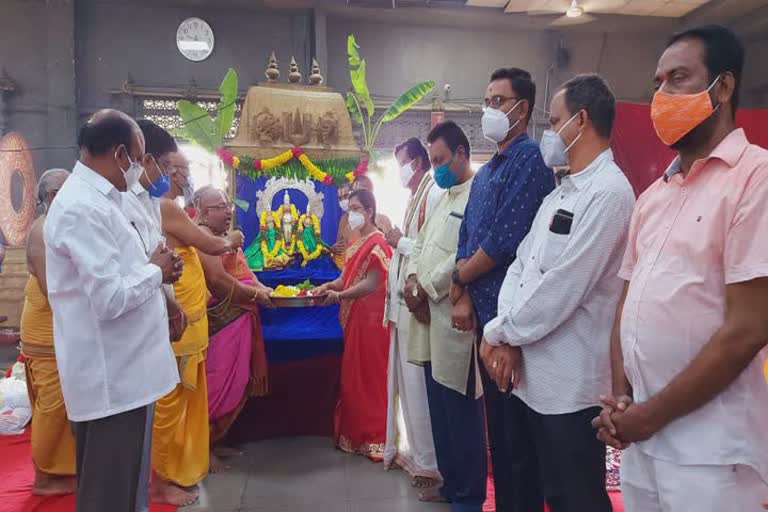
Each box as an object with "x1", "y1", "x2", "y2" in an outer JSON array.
[
  {"x1": 538, "y1": 231, "x2": 570, "y2": 274},
  {"x1": 434, "y1": 212, "x2": 463, "y2": 253}
]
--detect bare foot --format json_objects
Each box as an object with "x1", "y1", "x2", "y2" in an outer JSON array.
[
  {"x1": 32, "y1": 471, "x2": 76, "y2": 496},
  {"x1": 412, "y1": 476, "x2": 440, "y2": 489},
  {"x1": 150, "y1": 478, "x2": 200, "y2": 507},
  {"x1": 209, "y1": 452, "x2": 226, "y2": 474},
  {"x1": 212, "y1": 444, "x2": 243, "y2": 458},
  {"x1": 419, "y1": 487, "x2": 448, "y2": 503}
]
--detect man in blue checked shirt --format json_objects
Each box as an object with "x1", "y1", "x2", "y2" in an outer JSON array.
[{"x1": 450, "y1": 67, "x2": 554, "y2": 512}]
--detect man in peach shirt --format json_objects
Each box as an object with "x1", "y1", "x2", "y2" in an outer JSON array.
[{"x1": 593, "y1": 25, "x2": 768, "y2": 510}]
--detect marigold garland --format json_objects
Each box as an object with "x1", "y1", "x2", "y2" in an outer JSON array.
[
  {"x1": 297, "y1": 212, "x2": 323, "y2": 266},
  {"x1": 216, "y1": 147, "x2": 368, "y2": 187}
]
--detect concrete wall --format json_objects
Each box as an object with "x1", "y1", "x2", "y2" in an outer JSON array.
[
  {"x1": 0, "y1": 0, "x2": 77, "y2": 172},
  {"x1": 75, "y1": 0, "x2": 312, "y2": 116},
  {"x1": 325, "y1": 16, "x2": 672, "y2": 110}
]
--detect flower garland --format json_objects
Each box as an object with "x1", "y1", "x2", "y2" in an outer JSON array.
[
  {"x1": 216, "y1": 146, "x2": 368, "y2": 186},
  {"x1": 259, "y1": 210, "x2": 283, "y2": 261},
  {"x1": 297, "y1": 213, "x2": 323, "y2": 266}
]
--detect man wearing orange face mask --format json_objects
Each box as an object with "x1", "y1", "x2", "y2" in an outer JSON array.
[{"x1": 592, "y1": 25, "x2": 768, "y2": 510}]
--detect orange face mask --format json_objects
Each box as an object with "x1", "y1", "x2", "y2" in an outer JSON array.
[{"x1": 651, "y1": 76, "x2": 720, "y2": 146}]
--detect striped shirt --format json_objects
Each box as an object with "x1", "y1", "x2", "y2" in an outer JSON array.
[{"x1": 484, "y1": 149, "x2": 635, "y2": 414}]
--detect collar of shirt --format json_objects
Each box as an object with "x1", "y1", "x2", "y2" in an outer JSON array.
[
  {"x1": 663, "y1": 128, "x2": 750, "y2": 183},
  {"x1": 494, "y1": 133, "x2": 531, "y2": 161},
  {"x1": 73, "y1": 161, "x2": 123, "y2": 205},
  {"x1": 448, "y1": 176, "x2": 472, "y2": 197},
  {"x1": 130, "y1": 180, "x2": 149, "y2": 198},
  {"x1": 560, "y1": 148, "x2": 614, "y2": 192}
]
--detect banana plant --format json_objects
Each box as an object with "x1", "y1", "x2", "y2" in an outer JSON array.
[
  {"x1": 173, "y1": 67, "x2": 238, "y2": 153},
  {"x1": 346, "y1": 34, "x2": 435, "y2": 154}
]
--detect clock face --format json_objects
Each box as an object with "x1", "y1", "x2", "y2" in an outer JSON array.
[{"x1": 176, "y1": 17, "x2": 214, "y2": 62}]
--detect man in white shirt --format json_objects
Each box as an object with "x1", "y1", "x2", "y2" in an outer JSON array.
[
  {"x1": 406, "y1": 122, "x2": 485, "y2": 510},
  {"x1": 481, "y1": 74, "x2": 635, "y2": 511},
  {"x1": 44, "y1": 109, "x2": 182, "y2": 512},
  {"x1": 383, "y1": 138, "x2": 442, "y2": 488}
]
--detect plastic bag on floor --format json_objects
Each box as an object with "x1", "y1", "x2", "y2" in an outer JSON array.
[{"x1": 0, "y1": 377, "x2": 31, "y2": 434}]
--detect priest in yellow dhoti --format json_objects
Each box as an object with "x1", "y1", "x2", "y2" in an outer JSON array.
[
  {"x1": 20, "y1": 168, "x2": 75, "y2": 496},
  {"x1": 149, "y1": 148, "x2": 244, "y2": 507}
]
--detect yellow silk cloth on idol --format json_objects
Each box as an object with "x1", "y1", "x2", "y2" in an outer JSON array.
[
  {"x1": 152, "y1": 246, "x2": 210, "y2": 486},
  {"x1": 20, "y1": 276, "x2": 75, "y2": 476}
]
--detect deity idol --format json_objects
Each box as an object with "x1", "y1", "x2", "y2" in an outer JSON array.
[
  {"x1": 280, "y1": 191, "x2": 297, "y2": 251},
  {"x1": 298, "y1": 204, "x2": 323, "y2": 267}
]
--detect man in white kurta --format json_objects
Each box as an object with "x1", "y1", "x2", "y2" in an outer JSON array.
[
  {"x1": 383, "y1": 138, "x2": 443, "y2": 485},
  {"x1": 406, "y1": 122, "x2": 486, "y2": 510}
]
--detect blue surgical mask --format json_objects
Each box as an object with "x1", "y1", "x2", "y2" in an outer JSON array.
[
  {"x1": 434, "y1": 155, "x2": 457, "y2": 189},
  {"x1": 149, "y1": 174, "x2": 171, "y2": 198}
]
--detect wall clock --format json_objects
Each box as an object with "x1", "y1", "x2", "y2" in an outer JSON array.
[{"x1": 176, "y1": 17, "x2": 214, "y2": 62}]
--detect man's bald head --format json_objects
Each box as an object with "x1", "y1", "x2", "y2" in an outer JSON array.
[
  {"x1": 353, "y1": 175, "x2": 374, "y2": 192},
  {"x1": 77, "y1": 109, "x2": 145, "y2": 192},
  {"x1": 195, "y1": 186, "x2": 232, "y2": 234},
  {"x1": 78, "y1": 109, "x2": 143, "y2": 157}
]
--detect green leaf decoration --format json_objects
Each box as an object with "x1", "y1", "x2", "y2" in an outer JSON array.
[
  {"x1": 347, "y1": 34, "x2": 361, "y2": 68},
  {"x1": 347, "y1": 35, "x2": 374, "y2": 119},
  {"x1": 380, "y1": 81, "x2": 435, "y2": 123},
  {"x1": 346, "y1": 92, "x2": 363, "y2": 124},
  {"x1": 215, "y1": 68, "x2": 238, "y2": 141},
  {"x1": 176, "y1": 100, "x2": 219, "y2": 152},
  {"x1": 233, "y1": 198, "x2": 250, "y2": 212}
]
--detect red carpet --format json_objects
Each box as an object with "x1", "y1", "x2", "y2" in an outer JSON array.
[
  {"x1": 0, "y1": 431, "x2": 176, "y2": 512},
  {"x1": 483, "y1": 478, "x2": 624, "y2": 511}
]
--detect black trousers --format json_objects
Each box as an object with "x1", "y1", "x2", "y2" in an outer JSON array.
[
  {"x1": 480, "y1": 364, "x2": 544, "y2": 512},
  {"x1": 424, "y1": 362, "x2": 487, "y2": 512},
  {"x1": 525, "y1": 403, "x2": 612, "y2": 512},
  {"x1": 74, "y1": 404, "x2": 154, "y2": 512}
]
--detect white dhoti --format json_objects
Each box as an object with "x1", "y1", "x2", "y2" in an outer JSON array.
[{"x1": 384, "y1": 311, "x2": 439, "y2": 480}]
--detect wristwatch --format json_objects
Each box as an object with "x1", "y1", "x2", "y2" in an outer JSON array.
[{"x1": 452, "y1": 269, "x2": 464, "y2": 287}]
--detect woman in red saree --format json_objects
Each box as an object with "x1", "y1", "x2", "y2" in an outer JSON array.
[{"x1": 314, "y1": 189, "x2": 392, "y2": 460}]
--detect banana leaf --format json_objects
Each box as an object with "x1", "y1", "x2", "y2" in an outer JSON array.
[
  {"x1": 215, "y1": 68, "x2": 238, "y2": 141},
  {"x1": 380, "y1": 81, "x2": 435, "y2": 123},
  {"x1": 176, "y1": 100, "x2": 219, "y2": 152},
  {"x1": 347, "y1": 35, "x2": 374, "y2": 119},
  {"x1": 346, "y1": 92, "x2": 363, "y2": 125}
]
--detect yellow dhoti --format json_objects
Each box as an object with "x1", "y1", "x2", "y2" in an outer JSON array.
[
  {"x1": 152, "y1": 246, "x2": 210, "y2": 487},
  {"x1": 20, "y1": 276, "x2": 76, "y2": 476}
]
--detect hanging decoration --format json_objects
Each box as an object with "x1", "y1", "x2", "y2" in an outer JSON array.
[{"x1": 216, "y1": 146, "x2": 368, "y2": 187}]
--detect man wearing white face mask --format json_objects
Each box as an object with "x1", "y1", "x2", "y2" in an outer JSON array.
[
  {"x1": 453, "y1": 67, "x2": 554, "y2": 511},
  {"x1": 383, "y1": 138, "x2": 443, "y2": 488},
  {"x1": 44, "y1": 110, "x2": 182, "y2": 512},
  {"x1": 480, "y1": 74, "x2": 634, "y2": 511}
]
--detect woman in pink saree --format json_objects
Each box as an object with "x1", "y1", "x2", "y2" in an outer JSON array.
[
  {"x1": 195, "y1": 187, "x2": 273, "y2": 470},
  {"x1": 314, "y1": 190, "x2": 393, "y2": 460}
]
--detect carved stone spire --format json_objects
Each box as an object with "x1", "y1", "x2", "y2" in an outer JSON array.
[
  {"x1": 288, "y1": 57, "x2": 302, "y2": 84},
  {"x1": 265, "y1": 52, "x2": 280, "y2": 82},
  {"x1": 308, "y1": 58, "x2": 323, "y2": 85}
]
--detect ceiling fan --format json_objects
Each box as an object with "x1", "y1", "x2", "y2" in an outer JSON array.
[{"x1": 514, "y1": 0, "x2": 628, "y2": 27}]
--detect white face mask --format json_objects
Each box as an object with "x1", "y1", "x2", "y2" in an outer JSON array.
[
  {"x1": 116, "y1": 148, "x2": 143, "y2": 189},
  {"x1": 399, "y1": 160, "x2": 416, "y2": 188},
  {"x1": 482, "y1": 100, "x2": 522, "y2": 144},
  {"x1": 348, "y1": 211, "x2": 365, "y2": 231},
  {"x1": 339, "y1": 199, "x2": 350, "y2": 212},
  {"x1": 540, "y1": 110, "x2": 583, "y2": 169}
]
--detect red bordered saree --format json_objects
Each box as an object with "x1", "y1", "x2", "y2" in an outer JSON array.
[{"x1": 335, "y1": 231, "x2": 392, "y2": 460}]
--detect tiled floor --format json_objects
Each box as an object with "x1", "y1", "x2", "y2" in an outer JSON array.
[{"x1": 200, "y1": 437, "x2": 448, "y2": 512}]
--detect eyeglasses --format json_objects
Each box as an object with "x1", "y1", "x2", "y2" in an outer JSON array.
[
  {"x1": 483, "y1": 95, "x2": 521, "y2": 110},
  {"x1": 207, "y1": 203, "x2": 234, "y2": 212}
]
